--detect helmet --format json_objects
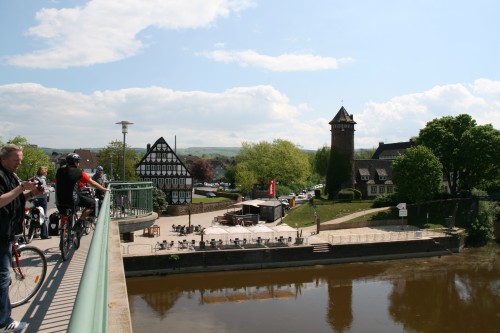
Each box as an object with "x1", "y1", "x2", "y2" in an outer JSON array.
[
  {"x1": 96, "y1": 166, "x2": 104, "y2": 171},
  {"x1": 65, "y1": 153, "x2": 81, "y2": 166}
]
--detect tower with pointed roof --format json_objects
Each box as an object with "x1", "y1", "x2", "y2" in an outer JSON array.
[{"x1": 329, "y1": 106, "x2": 356, "y2": 189}]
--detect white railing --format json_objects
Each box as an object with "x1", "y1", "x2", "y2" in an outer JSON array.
[{"x1": 328, "y1": 229, "x2": 449, "y2": 244}]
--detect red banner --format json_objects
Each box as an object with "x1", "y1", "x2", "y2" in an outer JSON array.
[{"x1": 267, "y1": 179, "x2": 275, "y2": 197}]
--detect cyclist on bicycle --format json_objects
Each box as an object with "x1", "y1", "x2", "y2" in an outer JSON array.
[{"x1": 54, "y1": 153, "x2": 109, "y2": 238}]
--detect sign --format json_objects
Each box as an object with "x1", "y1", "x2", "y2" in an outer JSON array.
[
  {"x1": 399, "y1": 209, "x2": 408, "y2": 217},
  {"x1": 396, "y1": 203, "x2": 406, "y2": 210},
  {"x1": 267, "y1": 179, "x2": 275, "y2": 197}
]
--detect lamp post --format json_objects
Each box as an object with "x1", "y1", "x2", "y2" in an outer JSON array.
[{"x1": 116, "y1": 121, "x2": 133, "y2": 181}]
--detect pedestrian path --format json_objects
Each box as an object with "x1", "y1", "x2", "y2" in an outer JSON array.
[{"x1": 12, "y1": 229, "x2": 92, "y2": 333}]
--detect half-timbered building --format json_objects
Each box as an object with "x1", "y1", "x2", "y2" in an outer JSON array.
[{"x1": 136, "y1": 137, "x2": 193, "y2": 205}]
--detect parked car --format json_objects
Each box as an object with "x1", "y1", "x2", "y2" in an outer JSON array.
[
  {"x1": 205, "y1": 192, "x2": 216, "y2": 198},
  {"x1": 289, "y1": 193, "x2": 296, "y2": 197}
]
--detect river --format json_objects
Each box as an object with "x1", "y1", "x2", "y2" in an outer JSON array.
[{"x1": 127, "y1": 243, "x2": 499, "y2": 333}]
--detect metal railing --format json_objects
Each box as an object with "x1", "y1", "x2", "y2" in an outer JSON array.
[
  {"x1": 68, "y1": 181, "x2": 153, "y2": 332},
  {"x1": 328, "y1": 228, "x2": 450, "y2": 245},
  {"x1": 109, "y1": 181, "x2": 154, "y2": 219}
]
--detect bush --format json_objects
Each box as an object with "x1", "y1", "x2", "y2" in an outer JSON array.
[
  {"x1": 337, "y1": 190, "x2": 354, "y2": 202},
  {"x1": 466, "y1": 190, "x2": 498, "y2": 246},
  {"x1": 372, "y1": 193, "x2": 398, "y2": 208},
  {"x1": 152, "y1": 187, "x2": 168, "y2": 213}
]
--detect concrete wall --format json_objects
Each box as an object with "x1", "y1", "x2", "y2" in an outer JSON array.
[
  {"x1": 124, "y1": 235, "x2": 462, "y2": 277},
  {"x1": 165, "y1": 201, "x2": 237, "y2": 216}
]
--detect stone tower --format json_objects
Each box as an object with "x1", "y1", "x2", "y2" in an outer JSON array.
[{"x1": 329, "y1": 106, "x2": 356, "y2": 189}]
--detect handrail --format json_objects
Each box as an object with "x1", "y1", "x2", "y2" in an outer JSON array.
[
  {"x1": 68, "y1": 191, "x2": 111, "y2": 333},
  {"x1": 109, "y1": 181, "x2": 154, "y2": 219}
]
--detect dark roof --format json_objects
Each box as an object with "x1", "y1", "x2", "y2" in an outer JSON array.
[
  {"x1": 73, "y1": 149, "x2": 98, "y2": 170},
  {"x1": 354, "y1": 159, "x2": 393, "y2": 185},
  {"x1": 371, "y1": 141, "x2": 416, "y2": 160},
  {"x1": 329, "y1": 106, "x2": 356, "y2": 125}
]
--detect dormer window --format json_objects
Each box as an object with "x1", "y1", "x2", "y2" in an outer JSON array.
[
  {"x1": 359, "y1": 168, "x2": 370, "y2": 181},
  {"x1": 376, "y1": 168, "x2": 388, "y2": 181}
]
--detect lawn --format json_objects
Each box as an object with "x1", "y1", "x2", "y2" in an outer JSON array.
[
  {"x1": 283, "y1": 199, "x2": 378, "y2": 228},
  {"x1": 192, "y1": 197, "x2": 232, "y2": 204}
]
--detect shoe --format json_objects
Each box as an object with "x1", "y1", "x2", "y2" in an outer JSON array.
[
  {"x1": 1, "y1": 320, "x2": 27, "y2": 332},
  {"x1": 41, "y1": 236, "x2": 52, "y2": 239},
  {"x1": 34, "y1": 234, "x2": 40, "y2": 239}
]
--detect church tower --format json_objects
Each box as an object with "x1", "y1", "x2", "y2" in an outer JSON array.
[{"x1": 329, "y1": 106, "x2": 356, "y2": 189}]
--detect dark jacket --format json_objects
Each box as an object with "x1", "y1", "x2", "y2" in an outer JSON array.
[
  {"x1": 55, "y1": 166, "x2": 83, "y2": 211},
  {"x1": 0, "y1": 164, "x2": 25, "y2": 241}
]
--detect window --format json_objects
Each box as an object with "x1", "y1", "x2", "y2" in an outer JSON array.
[
  {"x1": 387, "y1": 186, "x2": 393, "y2": 193},
  {"x1": 361, "y1": 175, "x2": 369, "y2": 181},
  {"x1": 370, "y1": 186, "x2": 377, "y2": 194},
  {"x1": 379, "y1": 186, "x2": 385, "y2": 194}
]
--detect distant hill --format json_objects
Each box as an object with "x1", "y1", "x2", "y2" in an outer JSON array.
[{"x1": 41, "y1": 146, "x2": 242, "y2": 158}]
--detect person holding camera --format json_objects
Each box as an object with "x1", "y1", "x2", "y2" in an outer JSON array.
[
  {"x1": 0, "y1": 144, "x2": 45, "y2": 332},
  {"x1": 32, "y1": 166, "x2": 51, "y2": 239}
]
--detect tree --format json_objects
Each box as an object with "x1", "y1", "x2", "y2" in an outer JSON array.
[
  {"x1": 5, "y1": 136, "x2": 51, "y2": 180},
  {"x1": 97, "y1": 140, "x2": 139, "y2": 181},
  {"x1": 392, "y1": 146, "x2": 443, "y2": 203},
  {"x1": 325, "y1": 149, "x2": 352, "y2": 199},
  {"x1": 313, "y1": 146, "x2": 330, "y2": 179},
  {"x1": 190, "y1": 159, "x2": 214, "y2": 183},
  {"x1": 235, "y1": 164, "x2": 257, "y2": 194},
  {"x1": 417, "y1": 114, "x2": 499, "y2": 194},
  {"x1": 224, "y1": 164, "x2": 237, "y2": 188},
  {"x1": 236, "y1": 139, "x2": 311, "y2": 189}
]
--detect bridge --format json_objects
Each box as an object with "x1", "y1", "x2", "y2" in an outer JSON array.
[{"x1": 13, "y1": 182, "x2": 156, "y2": 333}]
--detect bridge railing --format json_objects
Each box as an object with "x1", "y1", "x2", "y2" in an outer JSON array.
[{"x1": 68, "y1": 181, "x2": 153, "y2": 333}]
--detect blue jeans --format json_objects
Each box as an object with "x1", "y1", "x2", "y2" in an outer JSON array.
[{"x1": 0, "y1": 240, "x2": 12, "y2": 327}]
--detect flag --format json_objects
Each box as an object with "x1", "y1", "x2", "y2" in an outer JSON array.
[{"x1": 267, "y1": 179, "x2": 275, "y2": 197}]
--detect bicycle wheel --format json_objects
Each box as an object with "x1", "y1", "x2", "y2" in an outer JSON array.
[
  {"x1": 83, "y1": 218, "x2": 91, "y2": 235},
  {"x1": 59, "y1": 222, "x2": 71, "y2": 261},
  {"x1": 22, "y1": 217, "x2": 34, "y2": 244},
  {"x1": 10, "y1": 245, "x2": 47, "y2": 307}
]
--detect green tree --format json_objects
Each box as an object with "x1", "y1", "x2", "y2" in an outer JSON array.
[
  {"x1": 461, "y1": 124, "x2": 500, "y2": 190},
  {"x1": 97, "y1": 140, "x2": 139, "y2": 181},
  {"x1": 417, "y1": 114, "x2": 499, "y2": 195},
  {"x1": 6, "y1": 136, "x2": 51, "y2": 180},
  {"x1": 313, "y1": 146, "x2": 330, "y2": 179},
  {"x1": 224, "y1": 164, "x2": 237, "y2": 188},
  {"x1": 392, "y1": 146, "x2": 443, "y2": 203},
  {"x1": 235, "y1": 164, "x2": 257, "y2": 194},
  {"x1": 325, "y1": 149, "x2": 352, "y2": 199},
  {"x1": 236, "y1": 139, "x2": 311, "y2": 189}
]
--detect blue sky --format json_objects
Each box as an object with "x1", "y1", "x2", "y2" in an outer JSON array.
[{"x1": 1, "y1": 0, "x2": 499, "y2": 150}]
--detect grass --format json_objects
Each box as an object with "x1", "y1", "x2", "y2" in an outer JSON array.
[
  {"x1": 192, "y1": 197, "x2": 232, "y2": 204},
  {"x1": 283, "y1": 198, "x2": 376, "y2": 228}
]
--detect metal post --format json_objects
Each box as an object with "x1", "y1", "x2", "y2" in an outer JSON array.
[{"x1": 116, "y1": 121, "x2": 133, "y2": 181}]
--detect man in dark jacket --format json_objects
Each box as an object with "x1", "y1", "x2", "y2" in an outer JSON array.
[{"x1": 0, "y1": 144, "x2": 44, "y2": 332}]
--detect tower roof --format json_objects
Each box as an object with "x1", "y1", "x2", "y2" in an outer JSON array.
[{"x1": 329, "y1": 106, "x2": 356, "y2": 124}]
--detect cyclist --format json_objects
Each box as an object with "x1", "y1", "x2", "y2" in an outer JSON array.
[
  {"x1": 0, "y1": 144, "x2": 45, "y2": 332},
  {"x1": 31, "y1": 166, "x2": 51, "y2": 239},
  {"x1": 91, "y1": 165, "x2": 108, "y2": 202},
  {"x1": 54, "y1": 153, "x2": 109, "y2": 239}
]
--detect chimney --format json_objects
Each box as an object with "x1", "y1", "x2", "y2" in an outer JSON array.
[{"x1": 147, "y1": 144, "x2": 150, "y2": 151}]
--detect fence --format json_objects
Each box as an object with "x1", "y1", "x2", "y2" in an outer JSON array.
[{"x1": 328, "y1": 228, "x2": 450, "y2": 245}]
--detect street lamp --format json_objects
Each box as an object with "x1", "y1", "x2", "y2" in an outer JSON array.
[{"x1": 116, "y1": 121, "x2": 134, "y2": 181}]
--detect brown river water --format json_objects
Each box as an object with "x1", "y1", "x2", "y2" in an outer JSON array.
[{"x1": 127, "y1": 243, "x2": 499, "y2": 333}]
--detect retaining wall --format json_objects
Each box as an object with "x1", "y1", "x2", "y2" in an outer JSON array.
[{"x1": 124, "y1": 235, "x2": 462, "y2": 277}]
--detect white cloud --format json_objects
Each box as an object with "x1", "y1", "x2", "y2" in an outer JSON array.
[
  {"x1": 355, "y1": 80, "x2": 500, "y2": 148},
  {"x1": 4, "y1": 0, "x2": 256, "y2": 68},
  {"x1": 1, "y1": 79, "x2": 498, "y2": 150},
  {"x1": 200, "y1": 49, "x2": 354, "y2": 71}
]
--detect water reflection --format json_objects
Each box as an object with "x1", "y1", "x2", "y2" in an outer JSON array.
[{"x1": 127, "y1": 244, "x2": 499, "y2": 333}]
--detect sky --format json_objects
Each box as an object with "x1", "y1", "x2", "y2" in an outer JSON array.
[{"x1": 1, "y1": 0, "x2": 499, "y2": 151}]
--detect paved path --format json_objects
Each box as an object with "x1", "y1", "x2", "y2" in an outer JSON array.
[
  {"x1": 12, "y1": 224, "x2": 92, "y2": 333},
  {"x1": 121, "y1": 206, "x2": 405, "y2": 255}
]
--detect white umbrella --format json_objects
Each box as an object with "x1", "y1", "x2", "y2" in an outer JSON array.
[
  {"x1": 224, "y1": 225, "x2": 253, "y2": 242},
  {"x1": 271, "y1": 224, "x2": 297, "y2": 239},
  {"x1": 203, "y1": 226, "x2": 229, "y2": 243},
  {"x1": 247, "y1": 224, "x2": 275, "y2": 240}
]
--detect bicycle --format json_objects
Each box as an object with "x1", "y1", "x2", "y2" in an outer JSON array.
[
  {"x1": 9, "y1": 236, "x2": 47, "y2": 307},
  {"x1": 59, "y1": 208, "x2": 80, "y2": 261},
  {"x1": 22, "y1": 202, "x2": 44, "y2": 244}
]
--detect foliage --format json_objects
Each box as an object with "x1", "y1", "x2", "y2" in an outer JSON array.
[
  {"x1": 313, "y1": 146, "x2": 330, "y2": 178},
  {"x1": 235, "y1": 164, "x2": 257, "y2": 194},
  {"x1": 4, "y1": 136, "x2": 52, "y2": 181},
  {"x1": 466, "y1": 190, "x2": 498, "y2": 246},
  {"x1": 337, "y1": 190, "x2": 354, "y2": 201},
  {"x1": 355, "y1": 148, "x2": 376, "y2": 159},
  {"x1": 97, "y1": 140, "x2": 139, "y2": 181},
  {"x1": 372, "y1": 193, "x2": 399, "y2": 208},
  {"x1": 224, "y1": 164, "x2": 237, "y2": 188},
  {"x1": 190, "y1": 159, "x2": 214, "y2": 183},
  {"x1": 236, "y1": 139, "x2": 311, "y2": 190},
  {"x1": 152, "y1": 186, "x2": 168, "y2": 213},
  {"x1": 325, "y1": 149, "x2": 352, "y2": 199},
  {"x1": 392, "y1": 146, "x2": 443, "y2": 203},
  {"x1": 417, "y1": 114, "x2": 500, "y2": 194}
]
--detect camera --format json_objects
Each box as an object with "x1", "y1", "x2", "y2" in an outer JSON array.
[{"x1": 34, "y1": 178, "x2": 44, "y2": 191}]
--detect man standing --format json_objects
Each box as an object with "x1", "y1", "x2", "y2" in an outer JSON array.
[{"x1": 0, "y1": 144, "x2": 44, "y2": 332}]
